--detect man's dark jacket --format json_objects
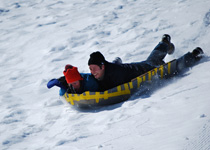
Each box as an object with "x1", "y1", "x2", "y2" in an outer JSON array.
[{"x1": 98, "y1": 61, "x2": 154, "y2": 91}]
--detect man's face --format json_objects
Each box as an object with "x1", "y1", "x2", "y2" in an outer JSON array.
[
  {"x1": 89, "y1": 64, "x2": 105, "y2": 80},
  {"x1": 68, "y1": 80, "x2": 81, "y2": 92}
]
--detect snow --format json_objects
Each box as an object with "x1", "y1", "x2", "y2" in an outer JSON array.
[{"x1": 0, "y1": 0, "x2": 210, "y2": 149}]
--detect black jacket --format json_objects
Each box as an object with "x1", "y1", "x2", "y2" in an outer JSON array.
[{"x1": 98, "y1": 61, "x2": 154, "y2": 91}]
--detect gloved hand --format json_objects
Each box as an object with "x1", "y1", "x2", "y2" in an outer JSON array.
[
  {"x1": 47, "y1": 79, "x2": 60, "y2": 88},
  {"x1": 67, "y1": 84, "x2": 76, "y2": 94},
  {"x1": 47, "y1": 79, "x2": 67, "y2": 89},
  {"x1": 59, "y1": 88, "x2": 66, "y2": 96}
]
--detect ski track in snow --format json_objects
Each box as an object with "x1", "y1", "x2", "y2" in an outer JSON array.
[{"x1": 0, "y1": 0, "x2": 210, "y2": 150}]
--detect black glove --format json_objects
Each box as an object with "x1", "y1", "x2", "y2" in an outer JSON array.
[{"x1": 67, "y1": 84, "x2": 76, "y2": 94}]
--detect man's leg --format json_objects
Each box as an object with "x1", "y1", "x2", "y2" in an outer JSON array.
[
  {"x1": 176, "y1": 47, "x2": 204, "y2": 73},
  {"x1": 146, "y1": 34, "x2": 175, "y2": 67}
]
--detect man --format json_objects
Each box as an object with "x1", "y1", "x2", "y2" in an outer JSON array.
[
  {"x1": 88, "y1": 34, "x2": 204, "y2": 91},
  {"x1": 47, "y1": 65, "x2": 99, "y2": 94}
]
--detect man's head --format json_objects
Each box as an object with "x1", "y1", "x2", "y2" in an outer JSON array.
[
  {"x1": 63, "y1": 65, "x2": 83, "y2": 92},
  {"x1": 88, "y1": 51, "x2": 106, "y2": 80}
]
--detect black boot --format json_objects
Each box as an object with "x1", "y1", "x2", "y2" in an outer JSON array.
[
  {"x1": 162, "y1": 34, "x2": 175, "y2": 55},
  {"x1": 192, "y1": 47, "x2": 204, "y2": 58},
  {"x1": 112, "y1": 57, "x2": 122, "y2": 64}
]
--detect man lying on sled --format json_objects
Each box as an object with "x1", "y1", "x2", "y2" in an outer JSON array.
[
  {"x1": 47, "y1": 34, "x2": 204, "y2": 94},
  {"x1": 88, "y1": 34, "x2": 204, "y2": 91}
]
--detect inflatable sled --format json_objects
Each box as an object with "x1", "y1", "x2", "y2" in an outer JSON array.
[{"x1": 62, "y1": 59, "x2": 177, "y2": 108}]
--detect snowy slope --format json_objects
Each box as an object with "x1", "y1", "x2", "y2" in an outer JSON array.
[{"x1": 0, "y1": 0, "x2": 210, "y2": 150}]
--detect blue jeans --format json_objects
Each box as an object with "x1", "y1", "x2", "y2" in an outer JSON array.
[
  {"x1": 128, "y1": 42, "x2": 170, "y2": 74},
  {"x1": 146, "y1": 42, "x2": 169, "y2": 67},
  {"x1": 146, "y1": 42, "x2": 200, "y2": 73},
  {"x1": 130, "y1": 42, "x2": 198, "y2": 75}
]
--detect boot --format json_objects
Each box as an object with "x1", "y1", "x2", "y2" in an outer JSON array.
[
  {"x1": 162, "y1": 34, "x2": 175, "y2": 55},
  {"x1": 112, "y1": 57, "x2": 122, "y2": 64},
  {"x1": 192, "y1": 47, "x2": 204, "y2": 58}
]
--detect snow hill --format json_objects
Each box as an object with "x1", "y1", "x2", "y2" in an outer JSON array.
[{"x1": 0, "y1": 0, "x2": 210, "y2": 150}]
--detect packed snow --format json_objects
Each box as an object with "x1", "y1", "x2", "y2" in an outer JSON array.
[{"x1": 0, "y1": 0, "x2": 210, "y2": 150}]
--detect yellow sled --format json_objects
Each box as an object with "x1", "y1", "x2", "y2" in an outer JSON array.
[{"x1": 63, "y1": 60, "x2": 177, "y2": 108}]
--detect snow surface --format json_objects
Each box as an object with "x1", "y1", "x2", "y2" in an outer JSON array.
[{"x1": 1, "y1": 0, "x2": 210, "y2": 150}]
